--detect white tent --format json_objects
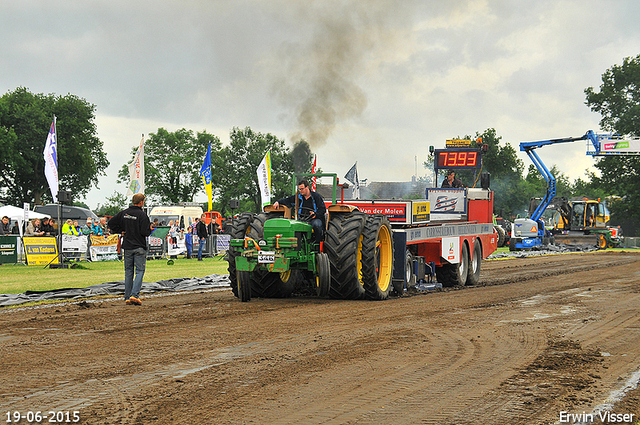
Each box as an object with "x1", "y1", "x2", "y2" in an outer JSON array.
[{"x1": 0, "y1": 205, "x2": 50, "y2": 231}]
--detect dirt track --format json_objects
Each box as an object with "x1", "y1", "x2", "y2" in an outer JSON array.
[{"x1": 2, "y1": 251, "x2": 640, "y2": 425}]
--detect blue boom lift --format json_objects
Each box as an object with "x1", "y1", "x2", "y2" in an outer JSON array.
[{"x1": 511, "y1": 130, "x2": 606, "y2": 250}]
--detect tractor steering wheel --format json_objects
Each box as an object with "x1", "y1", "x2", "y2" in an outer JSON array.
[{"x1": 297, "y1": 206, "x2": 316, "y2": 223}]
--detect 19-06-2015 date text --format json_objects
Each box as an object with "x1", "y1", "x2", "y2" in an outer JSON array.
[{"x1": 6, "y1": 411, "x2": 80, "y2": 423}]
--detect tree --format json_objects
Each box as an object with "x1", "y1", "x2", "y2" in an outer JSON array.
[
  {"x1": 216, "y1": 127, "x2": 295, "y2": 214},
  {"x1": 475, "y1": 128, "x2": 523, "y2": 180},
  {"x1": 118, "y1": 128, "x2": 221, "y2": 205},
  {"x1": 95, "y1": 191, "x2": 128, "y2": 216},
  {"x1": 465, "y1": 129, "x2": 525, "y2": 218},
  {"x1": 0, "y1": 87, "x2": 109, "y2": 206},
  {"x1": 585, "y1": 55, "x2": 640, "y2": 235}
]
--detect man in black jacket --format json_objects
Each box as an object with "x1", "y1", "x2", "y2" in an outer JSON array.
[
  {"x1": 273, "y1": 179, "x2": 326, "y2": 244},
  {"x1": 196, "y1": 214, "x2": 208, "y2": 261},
  {"x1": 441, "y1": 170, "x2": 463, "y2": 188},
  {"x1": 108, "y1": 193, "x2": 155, "y2": 305}
]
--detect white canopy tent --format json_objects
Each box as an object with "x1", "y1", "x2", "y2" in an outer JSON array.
[{"x1": 0, "y1": 205, "x2": 51, "y2": 234}]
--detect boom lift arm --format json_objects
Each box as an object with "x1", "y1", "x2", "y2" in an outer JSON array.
[{"x1": 519, "y1": 131, "x2": 596, "y2": 221}]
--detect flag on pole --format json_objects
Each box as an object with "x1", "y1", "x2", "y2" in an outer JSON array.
[
  {"x1": 257, "y1": 150, "x2": 272, "y2": 209},
  {"x1": 310, "y1": 154, "x2": 317, "y2": 191},
  {"x1": 127, "y1": 135, "x2": 145, "y2": 196},
  {"x1": 200, "y1": 142, "x2": 213, "y2": 212},
  {"x1": 344, "y1": 162, "x2": 360, "y2": 199},
  {"x1": 43, "y1": 116, "x2": 59, "y2": 202}
]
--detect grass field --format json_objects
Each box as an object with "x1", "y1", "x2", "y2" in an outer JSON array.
[{"x1": 0, "y1": 255, "x2": 230, "y2": 295}]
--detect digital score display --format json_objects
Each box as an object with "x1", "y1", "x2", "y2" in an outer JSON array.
[{"x1": 434, "y1": 149, "x2": 481, "y2": 169}]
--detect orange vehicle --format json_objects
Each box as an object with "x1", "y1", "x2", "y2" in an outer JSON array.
[{"x1": 202, "y1": 211, "x2": 224, "y2": 232}]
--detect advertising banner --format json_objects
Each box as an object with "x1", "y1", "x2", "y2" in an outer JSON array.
[
  {"x1": 90, "y1": 234, "x2": 120, "y2": 262},
  {"x1": 0, "y1": 235, "x2": 18, "y2": 264},
  {"x1": 147, "y1": 236, "x2": 164, "y2": 258},
  {"x1": 601, "y1": 138, "x2": 640, "y2": 154},
  {"x1": 216, "y1": 234, "x2": 230, "y2": 251},
  {"x1": 426, "y1": 188, "x2": 467, "y2": 218},
  {"x1": 441, "y1": 237, "x2": 460, "y2": 264},
  {"x1": 24, "y1": 236, "x2": 59, "y2": 266},
  {"x1": 62, "y1": 234, "x2": 88, "y2": 260},
  {"x1": 167, "y1": 233, "x2": 186, "y2": 257}
]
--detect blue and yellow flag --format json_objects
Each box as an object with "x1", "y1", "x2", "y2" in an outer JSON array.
[{"x1": 200, "y1": 142, "x2": 213, "y2": 211}]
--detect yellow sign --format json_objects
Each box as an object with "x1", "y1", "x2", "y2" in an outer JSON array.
[
  {"x1": 412, "y1": 201, "x2": 430, "y2": 222},
  {"x1": 90, "y1": 234, "x2": 120, "y2": 246},
  {"x1": 445, "y1": 139, "x2": 472, "y2": 148},
  {"x1": 23, "y1": 237, "x2": 59, "y2": 266}
]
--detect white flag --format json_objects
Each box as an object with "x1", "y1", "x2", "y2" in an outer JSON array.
[
  {"x1": 256, "y1": 150, "x2": 272, "y2": 208},
  {"x1": 344, "y1": 162, "x2": 360, "y2": 199},
  {"x1": 127, "y1": 136, "x2": 145, "y2": 196},
  {"x1": 43, "y1": 117, "x2": 59, "y2": 202}
]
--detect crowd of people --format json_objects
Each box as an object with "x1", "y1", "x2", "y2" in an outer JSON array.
[{"x1": 0, "y1": 216, "x2": 112, "y2": 237}]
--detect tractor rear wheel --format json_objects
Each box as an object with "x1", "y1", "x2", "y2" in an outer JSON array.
[
  {"x1": 226, "y1": 212, "x2": 255, "y2": 298},
  {"x1": 315, "y1": 252, "x2": 331, "y2": 297},
  {"x1": 361, "y1": 214, "x2": 394, "y2": 300},
  {"x1": 324, "y1": 212, "x2": 367, "y2": 300}
]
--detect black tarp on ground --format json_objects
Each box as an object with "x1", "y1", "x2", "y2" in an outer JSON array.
[{"x1": 0, "y1": 274, "x2": 231, "y2": 307}]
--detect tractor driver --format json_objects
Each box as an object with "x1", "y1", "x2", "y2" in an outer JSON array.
[{"x1": 272, "y1": 179, "x2": 326, "y2": 244}]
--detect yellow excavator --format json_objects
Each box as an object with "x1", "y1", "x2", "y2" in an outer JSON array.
[{"x1": 551, "y1": 197, "x2": 623, "y2": 248}]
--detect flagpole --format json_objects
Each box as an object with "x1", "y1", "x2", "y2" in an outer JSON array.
[{"x1": 53, "y1": 114, "x2": 66, "y2": 268}]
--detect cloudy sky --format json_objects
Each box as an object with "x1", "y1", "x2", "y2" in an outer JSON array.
[{"x1": 2, "y1": 0, "x2": 639, "y2": 209}]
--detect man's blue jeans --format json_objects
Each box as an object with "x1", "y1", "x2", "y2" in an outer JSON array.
[
  {"x1": 198, "y1": 238, "x2": 206, "y2": 260},
  {"x1": 124, "y1": 247, "x2": 147, "y2": 299},
  {"x1": 310, "y1": 218, "x2": 323, "y2": 243}
]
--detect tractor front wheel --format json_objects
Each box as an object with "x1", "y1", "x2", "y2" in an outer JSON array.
[
  {"x1": 315, "y1": 252, "x2": 331, "y2": 297},
  {"x1": 237, "y1": 270, "x2": 252, "y2": 302}
]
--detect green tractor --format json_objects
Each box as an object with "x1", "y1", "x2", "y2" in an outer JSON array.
[{"x1": 227, "y1": 173, "x2": 395, "y2": 302}]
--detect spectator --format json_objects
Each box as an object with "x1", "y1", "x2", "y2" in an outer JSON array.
[
  {"x1": 41, "y1": 217, "x2": 55, "y2": 236},
  {"x1": 196, "y1": 214, "x2": 208, "y2": 261},
  {"x1": 0, "y1": 216, "x2": 10, "y2": 235},
  {"x1": 169, "y1": 220, "x2": 179, "y2": 249},
  {"x1": 25, "y1": 219, "x2": 45, "y2": 236},
  {"x1": 62, "y1": 219, "x2": 79, "y2": 235},
  {"x1": 73, "y1": 220, "x2": 82, "y2": 234},
  {"x1": 92, "y1": 219, "x2": 103, "y2": 236},
  {"x1": 184, "y1": 225, "x2": 193, "y2": 259},
  {"x1": 108, "y1": 193, "x2": 155, "y2": 306},
  {"x1": 48, "y1": 218, "x2": 57, "y2": 236},
  {"x1": 81, "y1": 218, "x2": 94, "y2": 235},
  {"x1": 11, "y1": 221, "x2": 20, "y2": 234},
  {"x1": 99, "y1": 217, "x2": 109, "y2": 235}
]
